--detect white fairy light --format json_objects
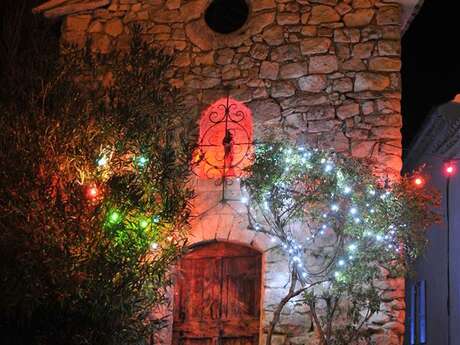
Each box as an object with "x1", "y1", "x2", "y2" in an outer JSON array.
[
  {"x1": 241, "y1": 196, "x2": 248, "y2": 204},
  {"x1": 331, "y1": 204, "x2": 339, "y2": 212},
  {"x1": 350, "y1": 207, "x2": 357, "y2": 215},
  {"x1": 338, "y1": 259, "x2": 345, "y2": 266},
  {"x1": 343, "y1": 186, "x2": 352, "y2": 194},
  {"x1": 97, "y1": 155, "x2": 108, "y2": 167},
  {"x1": 348, "y1": 243, "x2": 357, "y2": 252}
]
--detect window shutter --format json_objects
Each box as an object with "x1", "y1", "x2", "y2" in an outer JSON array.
[
  {"x1": 409, "y1": 284, "x2": 416, "y2": 345},
  {"x1": 417, "y1": 280, "x2": 427, "y2": 344}
]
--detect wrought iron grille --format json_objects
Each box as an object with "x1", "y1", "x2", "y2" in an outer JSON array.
[{"x1": 196, "y1": 91, "x2": 253, "y2": 202}]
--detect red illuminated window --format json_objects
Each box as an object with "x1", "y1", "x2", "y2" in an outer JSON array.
[{"x1": 195, "y1": 97, "x2": 253, "y2": 179}]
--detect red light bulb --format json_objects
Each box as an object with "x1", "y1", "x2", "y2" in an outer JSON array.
[
  {"x1": 86, "y1": 185, "x2": 98, "y2": 200},
  {"x1": 446, "y1": 165, "x2": 455, "y2": 175},
  {"x1": 414, "y1": 177, "x2": 423, "y2": 187}
]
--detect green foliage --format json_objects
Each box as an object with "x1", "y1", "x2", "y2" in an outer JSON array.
[
  {"x1": 243, "y1": 142, "x2": 439, "y2": 345},
  {"x1": 0, "y1": 28, "x2": 196, "y2": 345}
]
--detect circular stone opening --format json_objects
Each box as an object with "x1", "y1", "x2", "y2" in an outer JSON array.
[{"x1": 204, "y1": 0, "x2": 249, "y2": 34}]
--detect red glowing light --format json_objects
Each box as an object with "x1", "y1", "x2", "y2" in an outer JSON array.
[
  {"x1": 414, "y1": 177, "x2": 423, "y2": 186},
  {"x1": 196, "y1": 98, "x2": 253, "y2": 179},
  {"x1": 445, "y1": 164, "x2": 455, "y2": 175},
  {"x1": 86, "y1": 185, "x2": 98, "y2": 199}
]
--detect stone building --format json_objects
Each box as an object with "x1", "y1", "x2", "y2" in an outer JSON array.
[{"x1": 34, "y1": 1, "x2": 423, "y2": 344}]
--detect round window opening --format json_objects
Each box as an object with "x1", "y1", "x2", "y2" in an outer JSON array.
[{"x1": 204, "y1": 0, "x2": 249, "y2": 34}]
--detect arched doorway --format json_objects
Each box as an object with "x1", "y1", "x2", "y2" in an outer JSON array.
[{"x1": 172, "y1": 241, "x2": 261, "y2": 345}]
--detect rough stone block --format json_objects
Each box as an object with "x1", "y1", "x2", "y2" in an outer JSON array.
[
  {"x1": 354, "y1": 72, "x2": 390, "y2": 91},
  {"x1": 271, "y1": 81, "x2": 296, "y2": 97},
  {"x1": 309, "y1": 55, "x2": 338, "y2": 73},
  {"x1": 337, "y1": 102, "x2": 360, "y2": 119},
  {"x1": 260, "y1": 61, "x2": 280, "y2": 80},
  {"x1": 300, "y1": 37, "x2": 331, "y2": 55},
  {"x1": 309, "y1": 5, "x2": 340, "y2": 24},
  {"x1": 369, "y1": 57, "x2": 401, "y2": 72},
  {"x1": 262, "y1": 26, "x2": 285, "y2": 46},
  {"x1": 377, "y1": 6, "x2": 400, "y2": 26},
  {"x1": 279, "y1": 62, "x2": 308, "y2": 79},
  {"x1": 298, "y1": 75, "x2": 327, "y2": 92},
  {"x1": 343, "y1": 9, "x2": 374, "y2": 27}
]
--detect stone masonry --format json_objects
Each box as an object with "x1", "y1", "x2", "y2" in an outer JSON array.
[{"x1": 51, "y1": 0, "x2": 406, "y2": 344}]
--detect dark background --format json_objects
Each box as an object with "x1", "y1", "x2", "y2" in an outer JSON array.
[{"x1": 402, "y1": 0, "x2": 460, "y2": 150}]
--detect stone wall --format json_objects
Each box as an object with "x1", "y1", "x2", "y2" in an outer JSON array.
[{"x1": 58, "y1": 0, "x2": 405, "y2": 344}]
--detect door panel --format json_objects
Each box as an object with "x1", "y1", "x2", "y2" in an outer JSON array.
[
  {"x1": 221, "y1": 256, "x2": 261, "y2": 321},
  {"x1": 175, "y1": 257, "x2": 221, "y2": 322},
  {"x1": 173, "y1": 242, "x2": 261, "y2": 345}
]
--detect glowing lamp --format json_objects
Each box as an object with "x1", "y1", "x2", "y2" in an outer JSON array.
[
  {"x1": 445, "y1": 163, "x2": 455, "y2": 176},
  {"x1": 139, "y1": 218, "x2": 149, "y2": 229},
  {"x1": 86, "y1": 185, "x2": 99, "y2": 200},
  {"x1": 97, "y1": 155, "x2": 108, "y2": 167},
  {"x1": 136, "y1": 156, "x2": 149, "y2": 168},
  {"x1": 413, "y1": 177, "x2": 424, "y2": 187},
  {"x1": 108, "y1": 210, "x2": 122, "y2": 224}
]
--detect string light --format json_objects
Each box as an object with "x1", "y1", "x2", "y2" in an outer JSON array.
[
  {"x1": 136, "y1": 155, "x2": 149, "y2": 168},
  {"x1": 97, "y1": 155, "x2": 108, "y2": 167},
  {"x1": 108, "y1": 210, "x2": 122, "y2": 224},
  {"x1": 139, "y1": 218, "x2": 149, "y2": 229},
  {"x1": 242, "y1": 143, "x2": 428, "y2": 287},
  {"x1": 85, "y1": 185, "x2": 99, "y2": 200},
  {"x1": 445, "y1": 162, "x2": 455, "y2": 176}
]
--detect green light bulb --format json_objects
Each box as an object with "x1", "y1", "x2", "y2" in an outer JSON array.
[
  {"x1": 139, "y1": 219, "x2": 149, "y2": 229},
  {"x1": 108, "y1": 210, "x2": 122, "y2": 224}
]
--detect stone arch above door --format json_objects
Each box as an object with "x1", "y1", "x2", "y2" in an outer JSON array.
[{"x1": 172, "y1": 241, "x2": 262, "y2": 345}]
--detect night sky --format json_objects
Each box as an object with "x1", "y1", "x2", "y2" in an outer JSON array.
[{"x1": 402, "y1": 0, "x2": 460, "y2": 150}]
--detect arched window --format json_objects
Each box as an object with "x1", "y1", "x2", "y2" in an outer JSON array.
[{"x1": 195, "y1": 97, "x2": 253, "y2": 180}]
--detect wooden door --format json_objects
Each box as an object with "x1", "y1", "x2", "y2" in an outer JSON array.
[{"x1": 173, "y1": 242, "x2": 261, "y2": 345}]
